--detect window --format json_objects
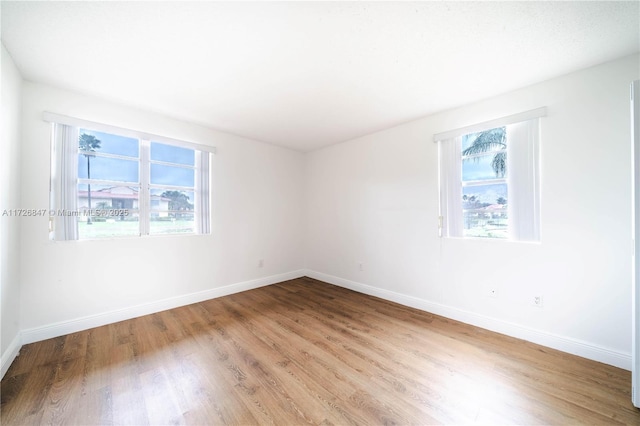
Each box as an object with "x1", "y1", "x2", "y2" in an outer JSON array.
[
  {"x1": 47, "y1": 113, "x2": 213, "y2": 240},
  {"x1": 436, "y1": 108, "x2": 544, "y2": 241},
  {"x1": 460, "y1": 127, "x2": 508, "y2": 238}
]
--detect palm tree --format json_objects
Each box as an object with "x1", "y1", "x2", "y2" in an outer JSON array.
[
  {"x1": 462, "y1": 127, "x2": 506, "y2": 177},
  {"x1": 463, "y1": 194, "x2": 479, "y2": 208},
  {"x1": 79, "y1": 134, "x2": 101, "y2": 224}
]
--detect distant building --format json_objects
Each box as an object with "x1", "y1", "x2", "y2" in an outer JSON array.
[{"x1": 78, "y1": 186, "x2": 170, "y2": 217}]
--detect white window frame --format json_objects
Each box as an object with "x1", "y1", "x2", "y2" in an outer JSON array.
[
  {"x1": 434, "y1": 107, "x2": 545, "y2": 242},
  {"x1": 45, "y1": 112, "x2": 215, "y2": 240}
]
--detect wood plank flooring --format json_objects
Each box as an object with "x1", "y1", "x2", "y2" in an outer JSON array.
[{"x1": 2, "y1": 277, "x2": 639, "y2": 425}]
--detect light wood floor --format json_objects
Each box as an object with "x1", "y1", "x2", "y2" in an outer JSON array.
[{"x1": 2, "y1": 277, "x2": 639, "y2": 425}]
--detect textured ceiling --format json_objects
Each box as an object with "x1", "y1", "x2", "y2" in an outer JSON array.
[{"x1": 2, "y1": 1, "x2": 639, "y2": 151}]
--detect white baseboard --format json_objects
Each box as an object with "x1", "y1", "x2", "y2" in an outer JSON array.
[
  {"x1": 18, "y1": 269, "x2": 306, "y2": 347},
  {"x1": 1, "y1": 333, "x2": 22, "y2": 379},
  {"x1": 304, "y1": 269, "x2": 632, "y2": 371}
]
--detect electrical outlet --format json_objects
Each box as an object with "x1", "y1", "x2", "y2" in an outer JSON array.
[
  {"x1": 533, "y1": 295, "x2": 544, "y2": 308},
  {"x1": 358, "y1": 262, "x2": 364, "y2": 271},
  {"x1": 258, "y1": 259, "x2": 264, "y2": 268}
]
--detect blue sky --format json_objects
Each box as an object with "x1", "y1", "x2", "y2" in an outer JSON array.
[
  {"x1": 462, "y1": 154, "x2": 506, "y2": 181},
  {"x1": 78, "y1": 129, "x2": 195, "y2": 188}
]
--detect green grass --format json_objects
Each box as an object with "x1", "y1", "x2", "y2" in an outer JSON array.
[
  {"x1": 464, "y1": 228, "x2": 509, "y2": 239},
  {"x1": 78, "y1": 219, "x2": 194, "y2": 239}
]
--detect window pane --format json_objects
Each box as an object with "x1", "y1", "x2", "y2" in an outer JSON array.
[
  {"x1": 78, "y1": 155, "x2": 139, "y2": 182},
  {"x1": 462, "y1": 183, "x2": 508, "y2": 239},
  {"x1": 77, "y1": 183, "x2": 139, "y2": 239},
  {"x1": 149, "y1": 187, "x2": 195, "y2": 235},
  {"x1": 461, "y1": 127, "x2": 507, "y2": 180},
  {"x1": 150, "y1": 164, "x2": 194, "y2": 187},
  {"x1": 462, "y1": 153, "x2": 507, "y2": 181},
  {"x1": 79, "y1": 129, "x2": 138, "y2": 158},
  {"x1": 151, "y1": 142, "x2": 195, "y2": 166}
]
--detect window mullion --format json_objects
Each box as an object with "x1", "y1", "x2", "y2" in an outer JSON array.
[
  {"x1": 149, "y1": 159, "x2": 196, "y2": 170},
  {"x1": 140, "y1": 139, "x2": 150, "y2": 236},
  {"x1": 149, "y1": 184, "x2": 194, "y2": 192},
  {"x1": 462, "y1": 151, "x2": 504, "y2": 161},
  {"x1": 78, "y1": 178, "x2": 140, "y2": 187},
  {"x1": 462, "y1": 178, "x2": 507, "y2": 187},
  {"x1": 78, "y1": 151, "x2": 138, "y2": 162}
]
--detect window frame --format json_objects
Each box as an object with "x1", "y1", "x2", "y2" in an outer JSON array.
[
  {"x1": 434, "y1": 108, "x2": 545, "y2": 242},
  {"x1": 45, "y1": 112, "x2": 215, "y2": 241}
]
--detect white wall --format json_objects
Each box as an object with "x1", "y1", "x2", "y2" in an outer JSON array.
[
  {"x1": 305, "y1": 54, "x2": 640, "y2": 369},
  {"x1": 1, "y1": 44, "x2": 23, "y2": 375},
  {"x1": 18, "y1": 82, "x2": 305, "y2": 339}
]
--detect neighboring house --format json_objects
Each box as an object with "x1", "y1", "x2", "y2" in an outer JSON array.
[
  {"x1": 77, "y1": 186, "x2": 170, "y2": 217},
  {"x1": 463, "y1": 203, "x2": 507, "y2": 218},
  {"x1": 482, "y1": 203, "x2": 507, "y2": 218},
  {"x1": 463, "y1": 203, "x2": 508, "y2": 237}
]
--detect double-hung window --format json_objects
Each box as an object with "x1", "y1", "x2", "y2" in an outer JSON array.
[
  {"x1": 436, "y1": 108, "x2": 544, "y2": 241},
  {"x1": 47, "y1": 113, "x2": 213, "y2": 240}
]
